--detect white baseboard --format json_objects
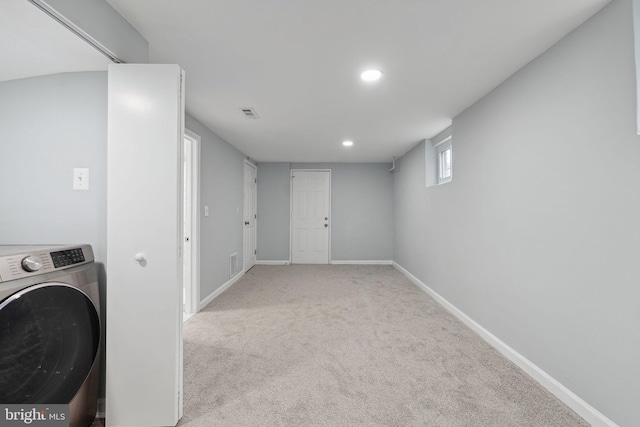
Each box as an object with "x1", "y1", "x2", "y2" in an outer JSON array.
[
  {"x1": 330, "y1": 260, "x2": 393, "y2": 265},
  {"x1": 392, "y1": 262, "x2": 618, "y2": 427},
  {"x1": 183, "y1": 312, "x2": 195, "y2": 323},
  {"x1": 255, "y1": 260, "x2": 290, "y2": 265},
  {"x1": 198, "y1": 271, "x2": 244, "y2": 311}
]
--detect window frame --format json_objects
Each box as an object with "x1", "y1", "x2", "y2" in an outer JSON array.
[{"x1": 436, "y1": 136, "x2": 452, "y2": 184}]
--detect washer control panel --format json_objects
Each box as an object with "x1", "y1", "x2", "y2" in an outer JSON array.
[
  {"x1": 0, "y1": 245, "x2": 94, "y2": 283},
  {"x1": 51, "y1": 248, "x2": 85, "y2": 268}
]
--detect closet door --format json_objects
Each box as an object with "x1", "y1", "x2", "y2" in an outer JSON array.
[{"x1": 107, "y1": 64, "x2": 184, "y2": 427}]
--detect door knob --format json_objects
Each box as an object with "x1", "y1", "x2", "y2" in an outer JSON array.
[
  {"x1": 324, "y1": 224, "x2": 328, "y2": 227},
  {"x1": 135, "y1": 253, "x2": 147, "y2": 267},
  {"x1": 245, "y1": 221, "x2": 250, "y2": 225},
  {"x1": 325, "y1": 217, "x2": 328, "y2": 220}
]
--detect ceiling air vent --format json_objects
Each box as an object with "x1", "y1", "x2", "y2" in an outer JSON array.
[{"x1": 240, "y1": 107, "x2": 259, "y2": 119}]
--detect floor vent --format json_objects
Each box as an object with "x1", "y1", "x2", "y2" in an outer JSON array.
[
  {"x1": 229, "y1": 253, "x2": 238, "y2": 277},
  {"x1": 239, "y1": 107, "x2": 259, "y2": 119}
]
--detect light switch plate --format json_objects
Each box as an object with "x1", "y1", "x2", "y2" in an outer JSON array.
[
  {"x1": 73, "y1": 168, "x2": 89, "y2": 190},
  {"x1": 204, "y1": 206, "x2": 209, "y2": 217}
]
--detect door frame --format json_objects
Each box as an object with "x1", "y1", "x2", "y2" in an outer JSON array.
[
  {"x1": 289, "y1": 169, "x2": 332, "y2": 264},
  {"x1": 183, "y1": 128, "x2": 201, "y2": 319},
  {"x1": 243, "y1": 159, "x2": 257, "y2": 272}
]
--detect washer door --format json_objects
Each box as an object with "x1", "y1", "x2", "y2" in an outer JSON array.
[{"x1": 0, "y1": 283, "x2": 100, "y2": 404}]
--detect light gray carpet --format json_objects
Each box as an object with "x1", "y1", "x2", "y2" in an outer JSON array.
[{"x1": 178, "y1": 265, "x2": 588, "y2": 427}]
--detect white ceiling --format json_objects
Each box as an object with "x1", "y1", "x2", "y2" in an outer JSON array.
[
  {"x1": 6, "y1": 0, "x2": 611, "y2": 163},
  {"x1": 105, "y1": 0, "x2": 610, "y2": 163},
  {"x1": 0, "y1": 0, "x2": 111, "y2": 83}
]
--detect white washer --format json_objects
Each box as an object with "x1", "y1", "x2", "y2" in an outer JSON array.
[{"x1": 0, "y1": 244, "x2": 100, "y2": 427}]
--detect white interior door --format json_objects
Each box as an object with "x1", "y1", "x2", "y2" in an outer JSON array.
[
  {"x1": 183, "y1": 136, "x2": 192, "y2": 317},
  {"x1": 106, "y1": 64, "x2": 184, "y2": 427},
  {"x1": 183, "y1": 129, "x2": 200, "y2": 321},
  {"x1": 243, "y1": 160, "x2": 257, "y2": 271},
  {"x1": 291, "y1": 170, "x2": 331, "y2": 264}
]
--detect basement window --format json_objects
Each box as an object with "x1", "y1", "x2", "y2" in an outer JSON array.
[
  {"x1": 425, "y1": 126, "x2": 453, "y2": 187},
  {"x1": 437, "y1": 138, "x2": 452, "y2": 184}
]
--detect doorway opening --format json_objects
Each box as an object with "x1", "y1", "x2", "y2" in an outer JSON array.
[{"x1": 183, "y1": 129, "x2": 201, "y2": 322}]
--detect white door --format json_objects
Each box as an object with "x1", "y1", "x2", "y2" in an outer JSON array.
[
  {"x1": 183, "y1": 136, "x2": 192, "y2": 317},
  {"x1": 182, "y1": 129, "x2": 200, "y2": 321},
  {"x1": 291, "y1": 170, "x2": 331, "y2": 264},
  {"x1": 106, "y1": 64, "x2": 184, "y2": 427},
  {"x1": 243, "y1": 160, "x2": 257, "y2": 271}
]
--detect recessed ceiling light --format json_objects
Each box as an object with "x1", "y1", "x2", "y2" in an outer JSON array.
[
  {"x1": 342, "y1": 140, "x2": 354, "y2": 147},
  {"x1": 361, "y1": 69, "x2": 383, "y2": 82}
]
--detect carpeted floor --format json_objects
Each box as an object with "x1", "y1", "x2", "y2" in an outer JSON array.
[{"x1": 178, "y1": 265, "x2": 588, "y2": 427}]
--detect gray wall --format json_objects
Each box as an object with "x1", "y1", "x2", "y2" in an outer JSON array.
[
  {"x1": 256, "y1": 163, "x2": 291, "y2": 260},
  {"x1": 185, "y1": 115, "x2": 247, "y2": 300},
  {"x1": 394, "y1": 0, "x2": 639, "y2": 424},
  {"x1": 0, "y1": 72, "x2": 107, "y2": 271},
  {"x1": 257, "y1": 162, "x2": 394, "y2": 261}
]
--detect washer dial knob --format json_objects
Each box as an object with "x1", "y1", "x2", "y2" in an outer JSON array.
[{"x1": 21, "y1": 255, "x2": 43, "y2": 272}]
